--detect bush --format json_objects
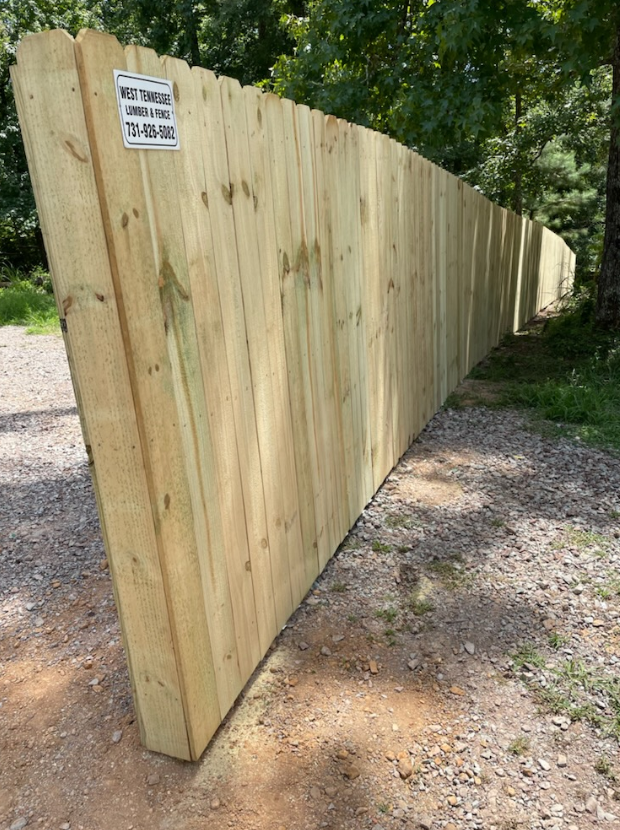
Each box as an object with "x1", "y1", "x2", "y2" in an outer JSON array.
[{"x1": 0, "y1": 268, "x2": 59, "y2": 334}]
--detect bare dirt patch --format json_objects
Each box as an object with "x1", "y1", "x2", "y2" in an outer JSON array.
[{"x1": 2, "y1": 326, "x2": 620, "y2": 830}]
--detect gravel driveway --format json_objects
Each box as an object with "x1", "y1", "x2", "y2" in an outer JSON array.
[{"x1": 1, "y1": 325, "x2": 620, "y2": 830}]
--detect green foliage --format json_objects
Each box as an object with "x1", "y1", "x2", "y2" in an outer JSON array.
[
  {"x1": 470, "y1": 290, "x2": 620, "y2": 452},
  {"x1": 0, "y1": 0, "x2": 302, "y2": 272},
  {"x1": 0, "y1": 268, "x2": 58, "y2": 333}
]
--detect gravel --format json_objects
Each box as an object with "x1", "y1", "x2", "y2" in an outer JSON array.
[{"x1": 1, "y1": 324, "x2": 620, "y2": 830}]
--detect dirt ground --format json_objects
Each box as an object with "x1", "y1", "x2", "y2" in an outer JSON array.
[{"x1": 2, "y1": 325, "x2": 620, "y2": 830}]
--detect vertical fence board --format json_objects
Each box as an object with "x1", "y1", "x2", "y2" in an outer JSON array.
[
  {"x1": 75, "y1": 29, "x2": 221, "y2": 759},
  {"x1": 12, "y1": 28, "x2": 192, "y2": 761}
]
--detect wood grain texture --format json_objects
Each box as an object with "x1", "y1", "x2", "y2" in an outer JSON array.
[{"x1": 14, "y1": 28, "x2": 575, "y2": 761}]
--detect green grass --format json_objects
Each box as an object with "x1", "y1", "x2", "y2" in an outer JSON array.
[
  {"x1": 408, "y1": 594, "x2": 434, "y2": 616},
  {"x1": 511, "y1": 643, "x2": 546, "y2": 670},
  {"x1": 466, "y1": 290, "x2": 620, "y2": 453},
  {"x1": 0, "y1": 270, "x2": 59, "y2": 334},
  {"x1": 508, "y1": 736, "x2": 530, "y2": 756},
  {"x1": 372, "y1": 540, "x2": 392, "y2": 554},
  {"x1": 330, "y1": 581, "x2": 347, "y2": 593},
  {"x1": 375, "y1": 606, "x2": 398, "y2": 623}
]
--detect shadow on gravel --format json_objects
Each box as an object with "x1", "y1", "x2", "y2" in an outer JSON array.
[{"x1": 0, "y1": 405, "x2": 78, "y2": 433}]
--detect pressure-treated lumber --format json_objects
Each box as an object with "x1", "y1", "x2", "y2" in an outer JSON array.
[{"x1": 12, "y1": 28, "x2": 575, "y2": 762}]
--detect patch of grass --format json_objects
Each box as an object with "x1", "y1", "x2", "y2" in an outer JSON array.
[
  {"x1": 529, "y1": 658, "x2": 620, "y2": 740},
  {"x1": 443, "y1": 392, "x2": 464, "y2": 410},
  {"x1": 0, "y1": 277, "x2": 59, "y2": 334},
  {"x1": 466, "y1": 290, "x2": 620, "y2": 453},
  {"x1": 596, "y1": 586, "x2": 612, "y2": 599},
  {"x1": 508, "y1": 736, "x2": 530, "y2": 756},
  {"x1": 330, "y1": 581, "x2": 347, "y2": 593},
  {"x1": 384, "y1": 628, "x2": 397, "y2": 646},
  {"x1": 385, "y1": 513, "x2": 416, "y2": 530},
  {"x1": 377, "y1": 802, "x2": 390, "y2": 815},
  {"x1": 408, "y1": 594, "x2": 434, "y2": 616},
  {"x1": 512, "y1": 643, "x2": 546, "y2": 670},
  {"x1": 347, "y1": 613, "x2": 359, "y2": 624},
  {"x1": 548, "y1": 631, "x2": 569, "y2": 650},
  {"x1": 595, "y1": 755, "x2": 618, "y2": 782},
  {"x1": 427, "y1": 556, "x2": 470, "y2": 590},
  {"x1": 375, "y1": 607, "x2": 398, "y2": 624},
  {"x1": 372, "y1": 540, "x2": 392, "y2": 554},
  {"x1": 490, "y1": 517, "x2": 505, "y2": 528}
]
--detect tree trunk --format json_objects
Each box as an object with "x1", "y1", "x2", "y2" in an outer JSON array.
[
  {"x1": 181, "y1": 0, "x2": 201, "y2": 67},
  {"x1": 597, "y1": 25, "x2": 620, "y2": 328},
  {"x1": 513, "y1": 89, "x2": 523, "y2": 216}
]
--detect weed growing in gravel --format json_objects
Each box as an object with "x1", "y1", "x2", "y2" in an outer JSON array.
[
  {"x1": 347, "y1": 613, "x2": 359, "y2": 623},
  {"x1": 548, "y1": 632, "x2": 569, "y2": 650},
  {"x1": 384, "y1": 628, "x2": 397, "y2": 646},
  {"x1": 408, "y1": 593, "x2": 434, "y2": 616},
  {"x1": 490, "y1": 517, "x2": 505, "y2": 528},
  {"x1": 372, "y1": 540, "x2": 392, "y2": 554},
  {"x1": 511, "y1": 643, "x2": 546, "y2": 670},
  {"x1": 330, "y1": 581, "x2": 347, "y2": 593},
  {"x1": 375, "y1": 607, "x2": 398, "y2": 624},
  {"x1": 385, "y1": 513, "x2": 416, "y2": 529},
  {"x1": 594, "y1": 755, "x2": 618, "y2": 781},
  {"x1": 508, "y1": 736, "x2": 530, "y2": 756},
  {"x1": 426, "y1": 557, "x2": 470, "y2": 590},
  {"x1": 525, "y1": 657, "x2": 620, "y2": 739}
]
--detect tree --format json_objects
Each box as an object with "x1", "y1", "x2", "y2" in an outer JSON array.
[{"x1": 275, "y1": 0, "x2": 620, "y2": 326}]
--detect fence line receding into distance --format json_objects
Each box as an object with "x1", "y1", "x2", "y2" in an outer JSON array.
[{"x1": 11, "y1": 28, "x2": 575, "y2": 760}]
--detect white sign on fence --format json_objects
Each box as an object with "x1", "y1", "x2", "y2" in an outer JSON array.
[{"x1": 113, "y1": 70, "x2": 180, "y2": 150}]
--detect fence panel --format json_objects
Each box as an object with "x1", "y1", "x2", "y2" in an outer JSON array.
[{"x1": 12, "y1": 28, "x2": 576, "y2": 760}]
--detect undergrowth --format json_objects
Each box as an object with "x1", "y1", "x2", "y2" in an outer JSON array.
[
  {"x1": 466, "y1": 288, "x2": 620, "y2": 453},
  {"x1": 0, "y1": 267, "x2": 59, "y2": 334}
]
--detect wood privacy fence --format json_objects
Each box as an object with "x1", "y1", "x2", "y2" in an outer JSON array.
[{"x1": 12, "y1": 29, "x2": 575, "y2": 761}]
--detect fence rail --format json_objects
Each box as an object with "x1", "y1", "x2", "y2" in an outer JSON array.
[{"x1": 12, "y1": 28, "x2": 575, "y2": 760}]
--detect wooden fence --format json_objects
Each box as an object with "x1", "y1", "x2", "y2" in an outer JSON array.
[{"x1": 12, "y1": 29, "x2": 575, "y2": 760}]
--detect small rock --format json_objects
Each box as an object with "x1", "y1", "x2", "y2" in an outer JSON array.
[
  {"x1": 418, "y1": 815, "x2": 432, "y2": 830},
  {"x1": 449, "y1": 686, "x2": 465, "y2": 696},
  {"x1": 324, "y1": 786, "x2": 338, "y2": 797},
  {"x1": 445, "y1": 824, "x2": 457, "y2": 830},
  {"x1": 88, "y1": 677, "x2": 99, "y2": 686},
  {"x1": 585, "y1": 795, "x2": 597, "y2": 814},
  {"x1": 332, "y1": 634, "x2": 345, "y2": 643},
  {"x1": 398, "y1": 758, "x2": 413, "y2": 780},
  {"x1": 147, "y1": 772, "x2": 160, "y2": 786},
  {"x1": 210, "y1": 797, "x2": 220, "y2": 810},
  {"x1": 298, "y1": 641, "x2": 309, "y2": 650},
  {"x1": 320, "y1": 646, "x2": 332, "y2": 657},
  {"x1": 592, "y1": 620, "x2": 605, "y2": 628},
  {"x1": 464, "y1": 641, "x2": 475, "y2": 655},
  {"x1": 495, "y1": 768, "x2": 505, "y2": 777},
  {"x1": 538, "y1": 758, "x2": 551, "y2": 771},
  {"x1": 112, "y1": 730, "x2": 122, "y2": 744},
  {"x1": 342, "y1": 764, "x2": 360, "y2": 780},
  {"x1": 369, "y1": 659, "x2": 379, "y2": 675},
  {"x1": 309, "y1": 786, "x2": 321, "y2": 799},
  {"x1": 34, "y1": 616, "x2": 44, "y2": 627},
  {"x1": 335, "y1": 749, "x2": 349, "y2": 760},
  {"x1": 60, "y1": 824, "x2": 70, "y2": 830},
  {"x1": 408, "y1": 659, "x2": 420, "y2": 671},
  {"x1": 557, "y1": 754, "x2": 567, "y2": 768},
  {"x1": 99, "y1": 559, "x2": 109, "y2": 571},
  {"x1": 10, "y1": 819, "x2": 28, "y2": 830},
  {"x1": 506, "y1": 786, "x2": 516, "y2": 797},
  {"x1": 82, "y1": 658, "x2": 93, "y2": 670}
]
